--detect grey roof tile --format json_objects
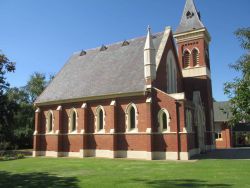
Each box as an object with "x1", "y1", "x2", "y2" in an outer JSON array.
[
  {"x1": 35, "y1": 32, "x2": 163, "y2": 104},
  {"x1": 175, "y1": 0, "x2": 204, "y2": 34},
  {"x1": 213, "y1": 101, "x2": 232, "y2": 122}
]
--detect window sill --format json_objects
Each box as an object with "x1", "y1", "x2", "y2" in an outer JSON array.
[
  {"x1": 68, "y1": 131, "x2": 78, "y2": 134},
  {"x1": 95, "y1": 129, "x2": 105, "y2": 134},
  {"x1": 126, "y1": 128, "x2": 138, "y2": 133}
]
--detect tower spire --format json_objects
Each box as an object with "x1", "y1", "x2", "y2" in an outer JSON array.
[
  {"x1": 176, "y1": 0, "x2": 204, "y2": 34},
  {"x1": 144, "y1": 25, "x2": 156, "y2": 85}
]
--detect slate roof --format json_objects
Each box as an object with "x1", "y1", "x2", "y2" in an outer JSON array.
[
  {"x1": 35, "y1": 32, "x2": 163, "y2": 104},
  {"x1": 175, "y1": 0, "x2": 205, "y2": 34},
  {"x1": 213, "y1": 101, "x2": 232, "y2": 122}
]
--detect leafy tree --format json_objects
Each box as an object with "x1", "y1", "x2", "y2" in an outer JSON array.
[
  {"x1": 6, "y1": 87, "x2": 33, "y2": 148},
  {"x1": 26, "y1": 72, "x2": 47, "y2": 103},
  {"x1": 6, "y1": 72, "x2": 53, "y2": 148},
  {"x1": 0, "y1": 52, "x2": 15, "y2": 149},
  {"x1": 224, "y1": 27, "x2": 250, "y2": 125}
]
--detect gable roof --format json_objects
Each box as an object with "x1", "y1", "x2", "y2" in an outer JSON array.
[
  {"x1": 35, "y1": 32, "x2": 164, "y2": 105},
  {"x1": 213, "y1": 101, "x2": 232, "y2": 122},
  {"x1": 175, "y1": 0, "x2": 205, "y2": 34}
]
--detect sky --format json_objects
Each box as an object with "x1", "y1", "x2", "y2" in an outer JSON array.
[{"x1": 0, "y1": 0, "x2": 249, "y2": 101}]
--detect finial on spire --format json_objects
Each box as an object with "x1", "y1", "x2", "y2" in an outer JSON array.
[{"x1": 147, "y1": 25, "x2": 151, "y2": 32}]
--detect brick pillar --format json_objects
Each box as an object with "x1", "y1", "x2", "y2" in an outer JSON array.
[
  {"x1": 54, "y1": 105, "x2": 62, "y2": 157},
  {"x1": 146, "y1": 96, "x2": 153, "y2": 160},
  {"x1": 80, "y1": 103, "x2": 88, "y2": 157},
  {"x1": 109, "y1": 100, "x2": 117, "y2": 158},
  {"x1": 33, "y1": 108, "x2": 41, "y2": 156}
]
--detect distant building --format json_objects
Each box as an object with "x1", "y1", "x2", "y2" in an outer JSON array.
[
  {"x1": 33, "y1": 0, "x2": 215, "y2": 160},
  {"x1": 214, "y1": 101, "x2": 250, "y2": 148}
]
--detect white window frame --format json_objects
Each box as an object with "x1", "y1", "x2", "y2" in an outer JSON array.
[
  {"x1": 157, "y1": 108, "x2": 171, "y2": 133},
  {"x1": 125, "y1": 103, "x2": 138, "y2": 133},
  {"x1": 46, "y1": 110, "x2": 54, "y2": 134},
  {"x1": 95, "y1": 105, "x2": 105, "y2": 133},
  {"x1": 68, "y1": 108, "x2": 78, "y2": 133}
]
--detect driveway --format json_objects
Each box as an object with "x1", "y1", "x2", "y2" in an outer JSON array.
[{"x1": 192, "y1": 147, "x2": 250, "y2": 160}]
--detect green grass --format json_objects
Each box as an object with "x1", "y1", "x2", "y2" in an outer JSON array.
[{"x1": 0, "y1": 157, "x2": 250, "y2": 188}]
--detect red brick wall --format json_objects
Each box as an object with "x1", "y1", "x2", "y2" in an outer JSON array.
[{"x1": 215, "y1": 123, "x2": 232, "y2": 149}]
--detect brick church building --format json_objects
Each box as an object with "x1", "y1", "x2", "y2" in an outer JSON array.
[{"x1": 33, "y1": 0, "x2": 215, "y2": 160}]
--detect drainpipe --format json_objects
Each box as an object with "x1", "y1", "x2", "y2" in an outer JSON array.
[{"x1": 175, "y1": 100, "x2": 181, "y2": 160}]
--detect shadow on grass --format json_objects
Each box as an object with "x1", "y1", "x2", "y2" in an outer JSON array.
[
  {"x1": 192, "y1": 148, "x2": 250, "y2": 160},
  {"x1": 0, "y1": 171, "x2": 79, "y2": 188},
  {"x1": 133, "y1": 178, "x2": 232, "y2": 187}
]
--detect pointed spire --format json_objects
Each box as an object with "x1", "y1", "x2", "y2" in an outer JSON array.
[
  {"x1": 176, "y1": 0, "x2": 204, "y2": 34},
  {"x1": 144, "y1": 25, "x2": 156, "y2": 84},
  {"x1": 144, "y1": 25, "x2": 155, "y2": 50}
]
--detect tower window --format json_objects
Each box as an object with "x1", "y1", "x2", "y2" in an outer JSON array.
[
  {"x1": 183, "y1": 50, "x2": 190, "y2": 68},
  {"x1": 186, "y1": 11, "x2": 194, "y2": 19},
  {"x1": 192, "y1": 48, "x2": 199, "y2": 66}
]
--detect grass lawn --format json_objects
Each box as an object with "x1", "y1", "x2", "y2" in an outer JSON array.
[{"x1": 0, "y1": 157, "x2": 250, "y2": 188}]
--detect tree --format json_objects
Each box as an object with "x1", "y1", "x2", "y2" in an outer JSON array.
[
  {"x1": 224, "y1": 27, "x2": 250, "y2": 125},
  {"x1": 0, "y1": 52, "x2": 15, "y2": 149},
  {"x1": 6, "y1": 72, "x2": 53, "y2": 148},
  {"x1": 6, "y1": 87, "x2": 33, "y2": 148},
  {"x1": 26, "y1": 72, "x2": 47, "y2": 103}
]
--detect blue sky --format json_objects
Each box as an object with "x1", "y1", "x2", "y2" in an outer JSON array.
[{"x1": 0, "y1": 0, "x2": 249, "y2": 101}]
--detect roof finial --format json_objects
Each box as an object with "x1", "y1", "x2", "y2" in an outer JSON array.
[{"x1": 147, "y1": 25, "x2": 151, "y2": 32}]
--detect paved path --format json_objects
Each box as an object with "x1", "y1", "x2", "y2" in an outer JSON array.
[{"x1": 192, "y1": 147, "x2": 250, "y2": 160}]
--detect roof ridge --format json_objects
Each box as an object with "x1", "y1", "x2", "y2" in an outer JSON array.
[{"x1": 73, "y1": 31, "x2": 164, "y2": 54}]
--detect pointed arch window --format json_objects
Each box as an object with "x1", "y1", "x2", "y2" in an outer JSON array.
[
  {"x1": 158, "y1": 109, "x2": 170, "y2": 133},
  {"x1": 95, "y1": 106, "x2": 105, "y2": 133},
  {"x1": 69, "y1": 108, "x2": 78, "y2": 133},
  {"x1": 130, "y1": 107, "x2": 136, "y2": 129},
  {"x1": 46, "y1": 110, "x2": 54, "y2": 133},
  {"x1": 185, "y1": 109, "x2": 193, "y2": 132},
  {"x1": 125, "y1": 103, "x2": 138, "y2": 133},
  {"x1": 167, "y1": 50, "x2": 177, "y2": 93},
  {"x1": 192, "y1": 48, "x2": 199, "y2": 66},
  {"x1": 183, "y1": 50, "x2": 190, "y2": 68}
]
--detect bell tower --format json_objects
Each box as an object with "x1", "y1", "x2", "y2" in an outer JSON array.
[
  {"x1": 173, "y1": 0, "x2": 215, "y2": 150},
  {"x1": 174, "y1": 0, "x2": 211, "y2": 75}
]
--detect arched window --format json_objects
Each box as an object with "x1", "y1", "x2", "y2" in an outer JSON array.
[
  {"x1": 183, "y1": 50, "x2": 190, "y2": 68},
  {"x1": 95, "y1": 106, "x2": 105, "y2": 133},
  {"x1": 69, "y1": 108, "x2": 78, "y2": 133},
  {"x1": 130, "y1": 107, "x2": 136, "y2": 129},
  {"x1": 125, "y1": 103, "x2": 138, "y2": 132},
  {"x1": 72, "y1": 111, "x2": 76, "y2": 131},
  {"x1": 192, "y1": 48, "x2": 199, "y2": 66},
  {"x1": 158, "y1": 109, "x2": 170, "y2": 132},
  {"x1": 185, "y1": 109, "x2": 193, "y2": 132},
  {"x1": 162, "y1": 112, "x2": 167, "y2": 130},
  {"x1": 46, "y1": 110, "x2": 54, "y2": 133},
  {"x1": 167, "y1": 50, "x2": 177, "y2": 93}
]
